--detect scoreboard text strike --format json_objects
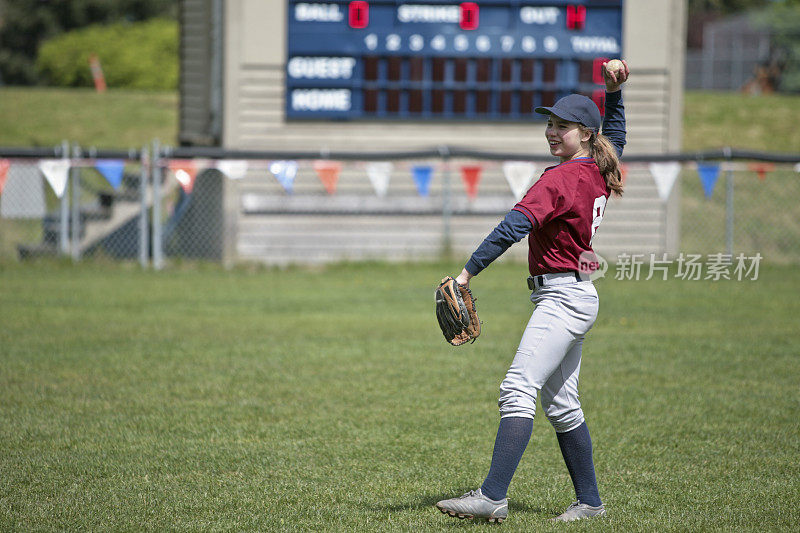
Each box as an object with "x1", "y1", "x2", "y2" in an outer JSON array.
[{"x1": 286, "y1": 1, "x2": 623, "y2": 120}]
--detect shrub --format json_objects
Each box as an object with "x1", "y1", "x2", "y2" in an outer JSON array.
[
  {"x1": 0, "y1": 0, "x2": 176, "y2": 85},
  {"x1": 36, "y1": 18, "x2": 178, "y2": 90},
  {"x1": 761, "y1": 4, "x2": 800, "y2": 93}
]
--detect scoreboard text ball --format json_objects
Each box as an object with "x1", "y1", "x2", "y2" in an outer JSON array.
[{"x1": 286, "y1": 1, "x2": 623, "y2": 121}]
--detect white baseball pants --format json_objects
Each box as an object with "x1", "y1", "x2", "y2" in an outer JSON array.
[{"x1": 498, "y1": 280, "x2": 599, "y2": 433}]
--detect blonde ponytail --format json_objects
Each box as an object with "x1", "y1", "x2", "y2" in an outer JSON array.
[{"x1": 582, "y1": 127, "x2": 624, "y2": 196}]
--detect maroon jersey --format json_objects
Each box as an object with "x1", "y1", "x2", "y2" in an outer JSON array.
[{"x1": 512, "y1": 157, "x2": 610, "y2": 276}]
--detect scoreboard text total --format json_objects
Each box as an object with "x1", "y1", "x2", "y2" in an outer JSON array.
[{"x1": 286, "y1": 1, "x2": 623, "y2": 120}]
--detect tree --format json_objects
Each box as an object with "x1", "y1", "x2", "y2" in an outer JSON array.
[
  {"x1": 758, "y1": 1, "x2": 800, "y2": 91},
  {"x1": 688, "y1": 0, "x2": 771, "y2": 15},
  {"x1": 0, "y1": 0, "x2": 176, "y2": 85}
]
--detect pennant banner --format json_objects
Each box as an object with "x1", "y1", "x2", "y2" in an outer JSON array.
[
  {"x1": 747, "y1": 162, "x2": 775, "y2": 181},
  {"x1": 216, "y1": 159, "x2": 249, "y2": 180},
  {"x1": 697, "y1": 163, "x2": 721, "y2": 199},
  {"x1": 1, "y1": 164, "x2": 46, "y2": 219},
  {"x1": 39, "y1": 159, "x2": 71, "y2": 198},
  {"x1": 365, "y1": 162, "x2": 393, "y2": 197},
  {"x1": 412, "y1": 165, "x2": 433, "y2": 197},
  {"x1": 794, "y1": 163, "x2": 800, "y2": 174},
  {"x1": 648, "y1": 161, "x2": 681, "y2": 201},
  {"x1": 169, "y1": 160, "x2": 198, "y2": 194},
  {"x1": 0, "y1": 159, "x2": 9, "y2": 195},
  {"x1": 313, "y1": 160, "x2": 342, "y2": 194},
  {"x1": 460, "y1": 164, "x2": 482, "y2": 200},
  {"x1": 95, "y1": 159, "x2": 125, "y2": 190},
  {"x1": 502, "y1": 161, "x2": 537, "y2": 201},
  {"x1": 269, "y1": 160, "x2": 298, "y2": 194}
]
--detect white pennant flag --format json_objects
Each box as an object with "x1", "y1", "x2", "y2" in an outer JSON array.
[
  {"x1": 794, "y1": 163, "x2": 800, "y2": 174},
  {"x1": 648, "y1": 162, "x2": 681, "y2": 201},
  {"x1": 216, "y1": 159, "x2": 249, "y2": 180},
  {"x1": 502, "y1": 161, "x2": 537, "y2": 201},
  {"x1": 365, "y1": 162, "x2": 393, "y2": 197},
  {"x1": 39, "y1": 159, "x2": 71, "y2": 198}
]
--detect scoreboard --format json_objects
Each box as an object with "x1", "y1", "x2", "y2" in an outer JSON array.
[{"x1": 286, "y1": 1, "x2": 623, "y2": 121}]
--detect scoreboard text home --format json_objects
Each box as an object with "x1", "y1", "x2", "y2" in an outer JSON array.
[
  {"x1": 178, "y1": 0, "x2": 686, "y2": 266},
  {"x1": 286, "y1": 1, "x2": 623, "y2": 121}
]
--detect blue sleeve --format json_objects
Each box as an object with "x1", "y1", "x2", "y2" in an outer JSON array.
[
  {"x1": 464, "y1": 209, "x2": 533, "y2": 276},
  {"x1": 602, "y1": 90, "x2": 626, "y2": 158}
]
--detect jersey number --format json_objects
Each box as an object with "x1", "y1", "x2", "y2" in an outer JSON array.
[{"x1": 590, "y1": 196, "x2": 607, "y2": 246}]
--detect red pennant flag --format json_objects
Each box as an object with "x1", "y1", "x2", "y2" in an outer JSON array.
[
  {"x1": 747, "y1": 162, "x2": 775, "y2": 181},
  {"x1": 169, "y1": 160, "x2": 198, "y2": 193},
  {"x1": 0, "y1": 159, "x2": 9, "y2": 195},
  {"x1": 620, "y1": 163, "x2": 628, "y2": 185},
  {"x1": 313, "y1": 161, "x2": 342, "y2": 194},
  {"x1": 461, "y1": 164, "x2": 482, "y2": 200}
]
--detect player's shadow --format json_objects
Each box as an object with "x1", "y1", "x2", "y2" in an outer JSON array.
[{"x1": 369, "y1": 491, "x2": 443, "y2": 513}]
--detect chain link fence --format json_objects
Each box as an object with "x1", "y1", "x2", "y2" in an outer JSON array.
[
  {"x1": 685, "y1": 13, "x2": 772, "y2": 92},
  {"x1": 1, "y1": 144, "x2": 798, "y2": 267},
  {"x1": 158, "y1": 167, "x2": 227, "y2": 263},
  {"x1": 680, "y1": 161, "x2": 800, "y2": 264},
  {"x1": 0, "y1": 145, "x2": 149, "y2": 264},
  {"x1": 75, "y1": 155, "x2": 148, "y2": 262},
  {"x1": 1, "y1": 160, "x2": 54, "y2": 259},
  {"x1": 684, "y1": 11, "x2": 800, "y2": 93}
]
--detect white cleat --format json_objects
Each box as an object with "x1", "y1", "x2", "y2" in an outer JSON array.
[
  {"x1": 550, "y1": 500, "x2": 606, "y2": 522},
  {"x1": 435, "y1": 488, "x2": 508, "y2": 523}
]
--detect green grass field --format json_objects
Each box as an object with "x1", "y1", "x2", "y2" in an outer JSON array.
[
  {"x1": 0, "y1": 87, "x2": 177, "y2": 149},
  {"x1": 1, "y1": 86, "x2": 798, "y2": 530},
  {"x1": 1, "y1": 260, "x2": 798, "y2": 531},
  {"x1": 682, "y1": 91, "x2": 800, "y2": 153}
]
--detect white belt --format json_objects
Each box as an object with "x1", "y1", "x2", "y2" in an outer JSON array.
[{"x1": 527, "y1": 271, "x2": 582, "y2": 290}]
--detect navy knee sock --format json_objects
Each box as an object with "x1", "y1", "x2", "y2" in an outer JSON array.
[
  {"x1": 556, "y1": 421, "x2": 602, "y2": 507},
  {"x1": 480, "y1": 416, "x2": 533, "y2": 501}
]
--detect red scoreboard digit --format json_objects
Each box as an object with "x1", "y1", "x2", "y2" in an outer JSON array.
[
  {"x1": 349, "y1": 1, "x2": 369, "y2": 29},
  {"x1": 566, "y1": 5, "x2": 587, "y2": 30},
  {"x1": 459, "y1": 3, "x2": 479, "y2": 31}
]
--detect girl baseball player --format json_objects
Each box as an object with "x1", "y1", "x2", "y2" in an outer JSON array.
[{"x1": 436, "y1": 60, "x2": 629, "y2": 523}]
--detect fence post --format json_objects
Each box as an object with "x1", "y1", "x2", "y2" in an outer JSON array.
[
  {"x1": 139, "y1": 146, "x2": 150, "y2": 268},
  {"x1": 151, "y1": 139, "x2": 164, "y2": 270},
  {"x1": 724, "y1": 146, "x2": 734, "y2": 256},
  {"x1": 59, "y1": 140, "x2": 70, "y2": 256},
  {"x1": 70, "y1": 144, "x2": 82, "y2": 262},
  {"x1": 439, "y1": 145, "x2": 452, "y2": 257}
]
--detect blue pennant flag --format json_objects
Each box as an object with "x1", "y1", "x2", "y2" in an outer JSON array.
[
  {"x1": 95, "y1": 160, "x2": 125, "y2": 190},
  {"x1": 269, "y1": 160, "x2": 298, "y2": 194},
  {"x1": 412, "y1": 165, "x2": 433, "y2": 197},
  {"x1": 697, "y1": 163, "x2": 721, "y2": 199}
]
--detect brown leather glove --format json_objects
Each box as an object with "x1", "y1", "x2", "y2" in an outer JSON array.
[{"x1": 435, "y1": 276, "x2": 481, "y2": 346}]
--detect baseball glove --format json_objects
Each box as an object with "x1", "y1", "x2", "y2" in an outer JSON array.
[{"x1": 435, "y1": 276, "x2": 481, "y2": 346}]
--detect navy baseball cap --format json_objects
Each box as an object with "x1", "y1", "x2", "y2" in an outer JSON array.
[{"x1": 534, "y1": 94, "x2": 602, "y2": 132}]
